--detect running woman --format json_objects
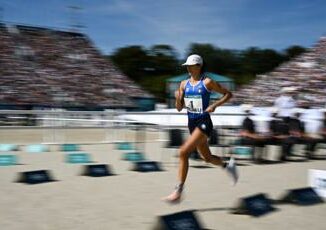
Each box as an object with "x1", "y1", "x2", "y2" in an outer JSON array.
[{"x1": 163, "y1": 54, "x2": 238, "y2": 203}]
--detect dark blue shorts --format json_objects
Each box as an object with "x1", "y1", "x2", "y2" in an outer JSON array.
[{"x1": 188, "y1": 115, "x2": 213, "y2": 137}]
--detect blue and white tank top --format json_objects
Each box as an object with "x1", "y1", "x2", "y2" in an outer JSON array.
[{"x1": 184, "y1": 75, "x2": 211, "y2": 119}]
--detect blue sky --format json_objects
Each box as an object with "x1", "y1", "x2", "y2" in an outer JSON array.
[{"x1": 1, "y1": 0, "x2": 325, "y2": 57}]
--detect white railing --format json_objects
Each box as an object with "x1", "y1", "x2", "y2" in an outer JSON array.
[{"x1": 0, "y1": 109, "x2": 243, "y2": 145}]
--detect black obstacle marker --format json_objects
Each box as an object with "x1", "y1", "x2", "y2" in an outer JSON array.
[
  {"x1": 132, "y1": 161, "x2": 163, "y2": 172},
  {"x1": 155, "y1": 210, "x2": 203, "y2": 230},
  {"x1": 17, "y1": 170, "x2": 55, "y2": 184},
  {"x1": 280, "y1": 187, "x2": 324, "y2": 205},
  {"x1": 82, "y1": 164, "x2": 114, "y2": 177},
  {"x1": 233, "y1": 193, "x2": 276, "y2": 217}
]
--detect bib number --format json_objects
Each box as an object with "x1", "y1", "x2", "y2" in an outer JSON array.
[{"x1": 184, "y1": 96, "x2": 203, "y2": 113}]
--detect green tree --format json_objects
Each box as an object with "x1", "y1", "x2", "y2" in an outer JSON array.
[
  {"x1": 187, "y1": 43, "x2": 241, "y2": 75},
  {"x1": 240, "y1": 47, "x2": 285, "y2": 75},
  {"x1": 109, "y1": 43, "x2": 307, "y2": 100},
  {"x1": 187, "y1": 43, "x2": 217, "y2": 71},
  {"x1": 284, "y1": 45, "x2": 306, "y2": 60},
  {"x1": 110, "y1": 44, "x2": 180, "y2": 101},
  {"x1": 148, "y1": 44, "x2": 180, "y2": 75},
  {"x1": 110, "y1": 46, "x2": 150, "y2": 80}
]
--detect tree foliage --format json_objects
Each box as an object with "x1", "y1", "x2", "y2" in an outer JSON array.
[{"x1": 108, "y1": 43, "x2": 306, "y2": 101}]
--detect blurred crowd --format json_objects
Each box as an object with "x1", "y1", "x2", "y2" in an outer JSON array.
[
  {"x1": 1, "y1": 23, "x2": 325, "y2": 110},
  {"x1": 232, "y1": 37, "x2": 326, "y2": 108},
  {"x1": 0, "y1": 23, "x2": 152, "y2": 108}
]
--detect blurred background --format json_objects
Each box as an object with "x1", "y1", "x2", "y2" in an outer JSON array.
[{"x1": 0, "y1": 1, "x2": 325, "y2": 230}]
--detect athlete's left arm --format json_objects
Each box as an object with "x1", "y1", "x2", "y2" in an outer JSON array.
[{"x1": 204, "y1": 78, "x2": 233, "y2": 113}]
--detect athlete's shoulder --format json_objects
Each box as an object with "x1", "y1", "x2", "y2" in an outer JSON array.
[
  {"x1": 180, "y1": 79, "x2": 188, "y2": 89},
  {"x1": 203, "y1": 76, "x2": 213, "y2": 84},
  {"x1": 181, "y1": 79, "x2": 188, "y2": 84},
  {"x1": 203, "y1": 77, "x2": 217, "y2": 88},
  {"x1": 203, "y1": 77, "x2": 229, "y2": 93}
]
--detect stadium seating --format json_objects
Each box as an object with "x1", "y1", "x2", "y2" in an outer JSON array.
[
  {"x1": 0, "y1": 23, "x2": 152, "y2": 109},
  {"x1": 232, "y1": 37, "x2": 326, "y2": 107}
]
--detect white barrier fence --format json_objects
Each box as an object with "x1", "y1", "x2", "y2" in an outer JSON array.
[
  {"x1": 0, "y1": 108, "x2": 323, "y2": 145},
  {"x1": 0, "y1": 109, "x2": 244, "y2": 145}
]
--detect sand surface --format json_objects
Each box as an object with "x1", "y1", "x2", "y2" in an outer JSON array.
[{"x1": 0, "y1": 129, "x2": 325, "y2": 230}]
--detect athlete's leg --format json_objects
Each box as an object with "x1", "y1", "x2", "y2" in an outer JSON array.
[
  {"x1": 196, "y1": 140, "x2": 224, "y2": 166},
  {"x1": 197, "y1": 138, "x2": 238, "y2": 184},
  {"x1": 177, "y1": 128, "x2": 209, "y2": 183},
  {"x1": 163, "y1": 128, "x2": 207, "y2": 202}
]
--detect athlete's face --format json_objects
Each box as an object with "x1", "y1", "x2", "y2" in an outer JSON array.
[{"x1": 186, "y1": 64, "x2": 201, "y2": 76}]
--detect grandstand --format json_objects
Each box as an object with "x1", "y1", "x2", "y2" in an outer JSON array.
[
  {"x1": 0, "y1": 23, "x2": 154, "y2": 110},
  {"x1": 232, "y1": 36, "x2": 326, "y2": 108}
]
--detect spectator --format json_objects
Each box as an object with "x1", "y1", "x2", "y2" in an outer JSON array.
[
  {"x1": 306, "y1": 108, "x2": 326, "y2": 157},
  {"x1": 281, "y1": 108, "x2": 311, "y2": 160},
  {"x1": 274, "y1": 87, "x2": 297, "y2": 119},
  {"x1": 266, "y1": 107, "x2": 290, "y2": 148},
  {"x1": 239, "y1": 104, "x2": 267, "y2": 163}
]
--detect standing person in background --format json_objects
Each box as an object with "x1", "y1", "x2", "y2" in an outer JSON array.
[
  {"x1": 162, "y1": 54, "x2": 238, "y2": 203},
  {"x1": 274, "y1": 87, "x2": 297, "y2": 120}
]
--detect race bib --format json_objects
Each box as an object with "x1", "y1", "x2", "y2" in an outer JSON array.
[{"x1": 184, "y1": 95, "x2": 203, "y2": 113}]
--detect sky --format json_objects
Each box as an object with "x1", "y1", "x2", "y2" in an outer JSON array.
[{"x1": 1, "y1": 0, "x2": 325, "y2": 57}]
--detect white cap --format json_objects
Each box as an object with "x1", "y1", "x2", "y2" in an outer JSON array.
[
  {"x1": 241, "y1": 104, "x2": 253, "y2": 112},
  {"x1": 182, "y1": 54, "x2": 203, "y2": 66}
]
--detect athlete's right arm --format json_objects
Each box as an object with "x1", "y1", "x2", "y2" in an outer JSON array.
[{"x1": 175, "y1": 80, "x2": 186, "y2": 112}]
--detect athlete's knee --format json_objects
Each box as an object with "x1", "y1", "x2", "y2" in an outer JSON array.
[{"x1": 179, "y1": 146, "x2": 189, "y2": 160}]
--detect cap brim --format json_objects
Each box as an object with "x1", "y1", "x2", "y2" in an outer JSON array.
[{"x1": 181, "y1": 62, "x2": 200, "y2": 66}]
